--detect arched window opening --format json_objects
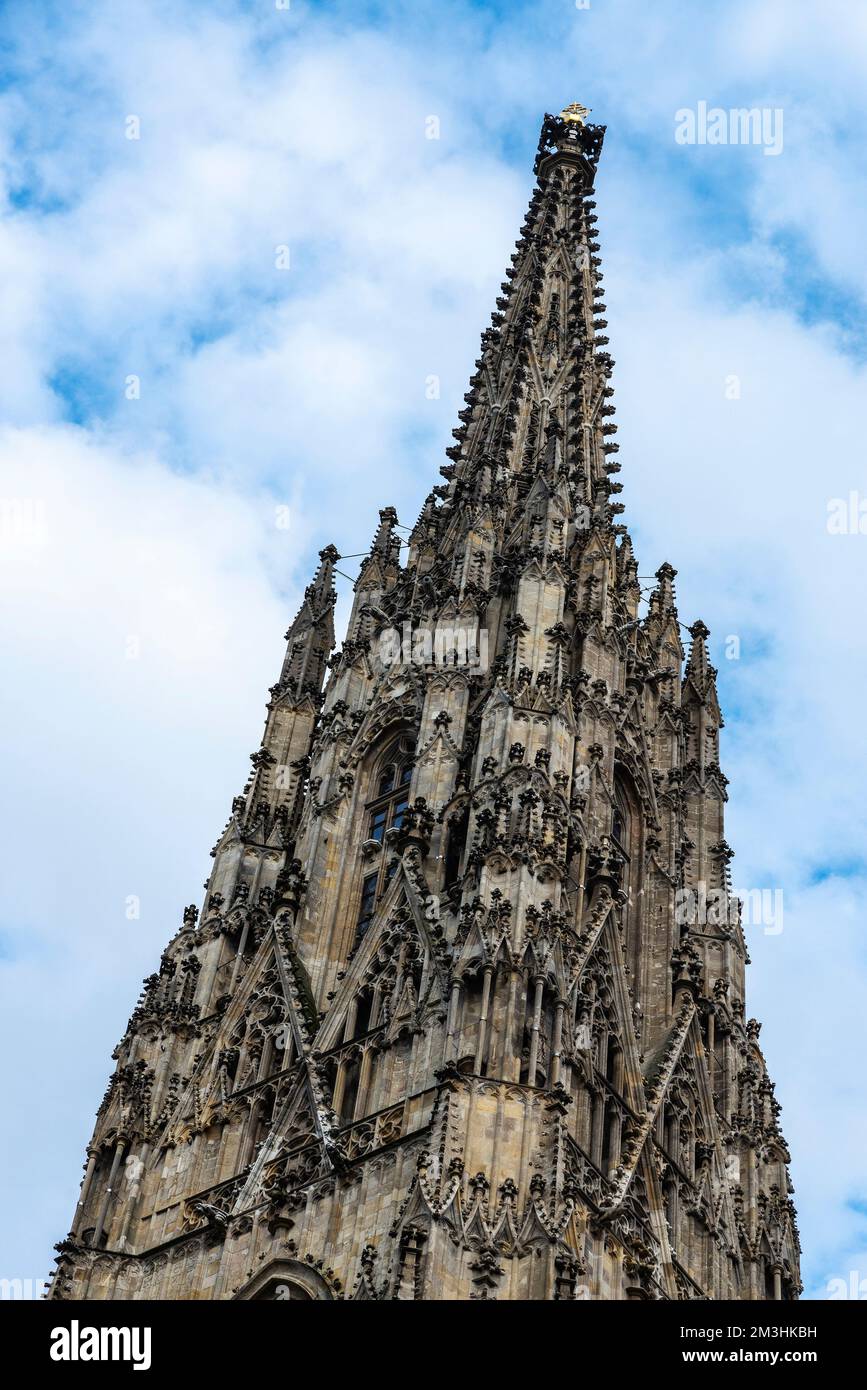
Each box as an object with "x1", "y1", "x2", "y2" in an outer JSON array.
[
  {"x1": 377, "y1": 765, "x2": 396, "y2": 797},
  {"x1": 764, "y1": 1262, "x2": 776, "y2": 1300},
  {"x1": 611, "y1": 783, "x2": 631, "y2": 867},
  {"x1": 353, "y1": 990, "x2": 373, "y2": 1038},
  {"x1": 601, "y1": 1103, "x2": 612, "y2": 1170},
  {"x1": 665, "y1": 1107, "x2": 681, "y2": 1164},
  {"x1": 338, "y1": 1057, "x2": 361, "y2": 1123},
  {"x1": 611, "y1": 769, "x2": 644, "y2": 968},
  {"x1": 238, "y1": 1079, "x2": 275, "y2": 1172},
  {"x1": 443, "y1": 806, "x2": 469, "y2": 889},
  {"x1": 220, "y1": 1047, "x2": 240, "y2": 1089},
  {"x1": 663, "y1": 1175, "x2": 678, "y2": 1243},
  {"x1": 605, "y1": 1040, "x2": 619, "y2": 1086},
  {"x1": 681, "y1": 1118, "x2": 694, "y2": 1180},
  {"x1": 325, "y1": 1052, "x2": 362, "y2": 1123},
  {"x1": 355, "y1": 736, "x2": 415, "y2": 942},
  {"x1": 234, "y1": 1261, "x2": 335, "y2": 1301},
  {"x1": 367, "y1": 755, "x2": 413, "y2": 845},
  {"x1": 356, "y1": 872, "x2": 378, "y2": 941},
  {"x1": 322, "y1": 1057, "x2": 338, "y2": 1105}
]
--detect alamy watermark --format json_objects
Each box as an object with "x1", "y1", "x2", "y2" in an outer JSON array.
[
  {"x1": 379, "y1": 622, "x2": 489, "y2": 672},
  {"x1": 675, "y1": 880, "x2": 784, "y2": 936},
  {"x1": 826, "y1": 1271, "x2": 867, "y2": 1300},
  {"x1": 50, "y1": 1321, "x2": 151, "y2": 1370},
  {"x1": 675, "y1": 102, "x2": 784, "y2": 157},
  {"x1": 827, "y1": 492, "x2": 867, "y2": 535},
  {"x1": 0, "y1": 1277, "x2": 47, "y2": 1299},
  {"x1": 0, "y1": 498, "x2": 45, "y2": 544}
]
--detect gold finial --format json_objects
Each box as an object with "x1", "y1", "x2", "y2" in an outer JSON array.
[{"x1": 560, "y1": 102, "x2": 591, "y2": 125}]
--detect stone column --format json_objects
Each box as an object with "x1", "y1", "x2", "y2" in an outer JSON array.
[
  {"x1": 354, "y1": 1046, "x2": 374, "y2": 1120},
  {"x1": 551, "y1": 999, "x2": 566, "y2": 1087},
  {"x1": 74, "y1": 1149, "x2": 98, "y2": 1235},
  {"x1": 527, "y1": 976, "x2": 545, "y2": 1086},
  {"x1": 445, "y1": 979, "x2": 462, "y2": 1060},
  {"x1": 332, "y1": 1057, "x2": 348, "y2": 1119},
  {"x1": 474, "y1": 966, "x2": 494, "y2": 1075}
]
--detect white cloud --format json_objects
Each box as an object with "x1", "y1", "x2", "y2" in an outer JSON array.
[{"x1": 0, "y1": 420, "x2": 302, "y2": 1284}]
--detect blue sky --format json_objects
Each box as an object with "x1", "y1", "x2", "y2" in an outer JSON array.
[{"x1": 1, "y1": 0, "x2": 866, "y2": 1299}]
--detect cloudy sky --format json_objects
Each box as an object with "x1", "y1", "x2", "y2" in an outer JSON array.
[{"x1": 1, "y1": 0, "x2": 865, "y2": 1300}]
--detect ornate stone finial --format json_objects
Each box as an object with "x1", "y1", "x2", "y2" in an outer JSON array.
[
  {"x1": 560, "y1": 102, "x2": 591, "y2": 125},
  {"x1": 181, "y1": 904, "x2": 198, "y2": 931}
]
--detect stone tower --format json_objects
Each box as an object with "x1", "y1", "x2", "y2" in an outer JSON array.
[{"x1": 51, "y1": 106, "x2": 800, "y2": 1302}]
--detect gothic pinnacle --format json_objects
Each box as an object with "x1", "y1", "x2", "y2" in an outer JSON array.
[
  {"x1": 278, "y1": 545, "x2": 338, "y2": 699},
  {"x1": 370, "y1": 506, "x2": 399, "y2": 555},
  {"x1": 313, "y1": 542, "x2": 340, "y2": 586},
  {"x1": 684, "y1": 618, "x2": 721, "y2": 711},
  {"x1": 651, "y1": 561, "x2": 678, "y2": 612},
  {"x1": 356, "y1": 507, "x2": 401, "y2": 583},
  {"x1": 686, "y1": 619, "x2": 711, "y2": 677}
]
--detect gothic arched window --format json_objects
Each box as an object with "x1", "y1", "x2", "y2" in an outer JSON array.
[
  {"x1": 356, "y1": 737, "x2": 415, "y2": 941},
  {"x1": 443, "y1": 804, "x2": 469, "y2": 890},
  {"x1": 234, "y1": 1261, "x2": 334, "y2": 1301},
  {"x1": 367, "y1": 757, "x2": 412, "y2": 844},
  {"x1": 611, "y1": 769, "x2": 644, "y2": 971},
  {"x1": 611, "y1": 782, "x2": 631, "y2": 863}
]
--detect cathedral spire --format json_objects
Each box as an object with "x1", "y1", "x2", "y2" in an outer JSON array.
[{"x1": 52, "y1": 107, "x2": 799, "y2": 1305}]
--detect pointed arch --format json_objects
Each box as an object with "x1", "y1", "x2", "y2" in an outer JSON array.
[
  {"x1": 355, "y1": 731, "x2": 416, "y2": 942},
  {"x1": 234, "y1": 1259, "x2": 335, "y2": 1301}
]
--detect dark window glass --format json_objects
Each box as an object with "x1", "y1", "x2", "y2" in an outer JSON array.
[
  {"x1": 444, "y1": 808, "x2": 468, "y2": 887},
  {"x1": 612, "y1": 790, "x2": 630, "y2": 859},
  {"x1": 354, "y1": 993, "x2": 372, "y2": 1036},
  {"x1": 356, "y1": 873, "x2": 378, "y2": 939},
  {"x1": 360, "y1": 743, "x2": 416, "y2": 937},
  {"x1": 369, "y1": 807, "x2": 388, "y2": 842}
]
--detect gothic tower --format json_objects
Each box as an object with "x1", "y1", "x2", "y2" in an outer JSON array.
[{"x1": 51, "y1": 106, "x2": 800, "y2": 1302}]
